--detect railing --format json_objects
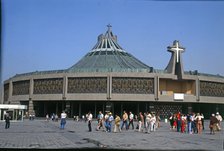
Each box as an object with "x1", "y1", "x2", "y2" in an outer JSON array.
[{"x1": 184, "y1": 71, "x2": 224, "y2": 78}]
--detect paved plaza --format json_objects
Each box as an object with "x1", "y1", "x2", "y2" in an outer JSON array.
[{"x1": 0, "y1": 119, "x2": 223, "y2": 151}]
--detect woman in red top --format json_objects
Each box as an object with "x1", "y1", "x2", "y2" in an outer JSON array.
[{"x1": 176, "y1": 112, "x2": 181, "y2": 132}]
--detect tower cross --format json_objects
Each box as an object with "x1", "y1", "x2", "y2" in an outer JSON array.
[{"x1": 167, "y1": 40, "x2": 185, "y2": 63}]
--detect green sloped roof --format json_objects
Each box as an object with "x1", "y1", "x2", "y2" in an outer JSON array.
[{"x1": 67, "y1": 25, "x2": 152, "y2": 73}]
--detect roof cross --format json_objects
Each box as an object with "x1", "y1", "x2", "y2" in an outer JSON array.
[
  {"x1": 167, "y1": 40, "x2": 185, "y2": 63},
  {"x1": 107, "y1": 24, "x2": 112, "y2": 31}
]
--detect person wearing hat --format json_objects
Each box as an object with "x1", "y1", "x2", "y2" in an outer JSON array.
[
  {"x1": 215, "y1": 112, "x2": 222, "y2": 130},
  {"x1": 107, "y1": 112, "x2": 114, "y2": 132}
]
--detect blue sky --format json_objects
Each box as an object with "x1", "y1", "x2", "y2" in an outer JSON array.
[{"x1": 2, "y1": 0, "x2": 224, "y2": 82}]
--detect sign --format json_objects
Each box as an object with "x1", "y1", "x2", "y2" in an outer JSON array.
[
  {"x1": 0, "y1": 104, "x2": 27, "y2": 110},
  {"x1": 105, "y1": 102, "x2": 112, "y2": 112},
  {"x1": 174, "y1": 93, "x2": 184, "y2": 101}
]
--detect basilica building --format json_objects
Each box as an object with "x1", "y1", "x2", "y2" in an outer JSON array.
[{"x1": 3, "y1": 26, "x2": 224, "y2": 119}]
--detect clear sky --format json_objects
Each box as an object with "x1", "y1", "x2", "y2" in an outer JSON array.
[{"x1": 2, "y1": 0, "x2": 224, "y2": 82}]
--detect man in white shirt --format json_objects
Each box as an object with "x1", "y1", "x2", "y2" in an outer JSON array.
[
  {"x1": 87, "y1": 111, "x2": 93, "y2": 132},
  {"x1": 96, "y1": 111, "x2": 104, "y2": 130},
  {"x1": 60, "y1": 111, "x2": 67, "y2": 129},
  {"x1": 108, "y1": 112, "x2": 114, "y2": 132},
  {"x1": 145, "y1": 112, "x2": 152, "y2": 133},
  {"x1": 216, "y1": 112, "x2": 223, "y2": 130},
  {"x1": 150, "y1": 114, "x2": 156, "y2": 132},
  {"x1": 128, "y1": 112, "x2": 134, "y2": 130}
]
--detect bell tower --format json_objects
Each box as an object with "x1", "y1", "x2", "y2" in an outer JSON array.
[{"x1": 165, "y1": 40, "x2": 185, "y2": 79}]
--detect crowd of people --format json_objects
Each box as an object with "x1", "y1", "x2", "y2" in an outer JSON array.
[
  {"x1": 45, "y1": 113, "x2": 59, "y2": 122},
  {"x1": 169, "y1": 112, "x2": 223, "y2": 135},
  {"x1": 87, "y1": 110, "x2": 161, "y2": 133},
  {"x1": 42, "y1": 110, "x2": 223, "y2": 136},
  {"x1": 4, "y1": 109, "x2": 222, "y2": 136},
  {"x1": 45, "y1": 111, "x2": 66, "y2": 129}
]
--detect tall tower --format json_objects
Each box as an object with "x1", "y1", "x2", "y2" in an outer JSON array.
[{"x1": 165, "y1": 40, "x2": 185, "y2": 79}]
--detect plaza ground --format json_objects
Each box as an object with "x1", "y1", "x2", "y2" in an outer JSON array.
[{"x1": 0, "y1": 119, "x2": 223, "y2": 151}]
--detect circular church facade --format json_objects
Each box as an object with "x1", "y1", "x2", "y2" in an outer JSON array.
[{"x1": 3, "y1": 26, "x2": 224, "y2": 118}]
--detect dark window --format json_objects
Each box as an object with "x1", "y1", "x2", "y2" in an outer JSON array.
[{"x1": 100, "y1": 51, "x2": 106, "y2": 55}]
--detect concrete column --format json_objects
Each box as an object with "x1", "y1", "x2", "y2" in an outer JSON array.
[
  {"x1": 107, "y1": 75, "x2": 111, "y2": 100},
  {"x1": 1, "y1": 84, "x2": 3, "y2": 104},
  {"x1": 71, "y1": 103, "x2": 74, "y2": 118},
  {"x1": 63, "y1": 76, "x2": 67, "y2": 100},
  {"x1": 94, "y1": 102, "x2": 96, "y2": 118},
  {"x1": 28, "y1": 78, "x2": 35, "y2": 114},
  {"x1": 29, "y1": 78, "x2": 33, "y2": 99},
  {"x1": 112, "y1": 103, "x2": 114, "y2": 116},
  {"x1": 8, "y1": 80, "x2": 13, "y2": 103},
  {"x1": 28, "y1": 98, "x2": 34, "y2": 115},
  {"x1": 137, "y1": 103, "x2": 139, "y2": 114},
  {"x1": 196, "y1": 78, "x2": 200, "y2": 101},
  {"x1": 79, "y1": 103, "x2": 81, "y2": 117},
  {"x1": 121, "y1": 103, "x2": 123, "y2": 116},
  {"x1": 102, "y1": 103, "x2": 105, "y2": 113},
  {"x1": 187, "y1": 103, "x2": 192, "y2": 114},
  {"x1": 154, "y1": 76, "x2": 159, "y2": 101},
  {"x1": 44, "y1": 103, "x2": 47, "y2": 115},
  {"x1": 56, "y1": 102, "x2": 58, "y2": 115},
  {"x1": 21, "y1": 110, "x2": 24, "y2": 121}
]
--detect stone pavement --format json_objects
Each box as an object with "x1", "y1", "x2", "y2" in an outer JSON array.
[{"x1": 0, "y1": 119, "x2": 223, "y2": 151}]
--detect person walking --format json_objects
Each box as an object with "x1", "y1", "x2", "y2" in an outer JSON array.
[
  {"x1": 96, "y1": 111, "x2": 104, "y2": 131},
  {"x1": 195, "y1": 113, "x2": 203, "y2": 134},
  {"x1": 176, "y1": 112, "x2": 181, "y2": 132},
  {"x1": 5, "y1": 112, "x2": 10, "y2": 129},
  {"x1": 181, "y1": 114, "x2": 187, "y2": 133},
  {"x1": 114, "y1": 115, "x2": 121, "y2": 133},
  {"x1": 87, "y1": 111, "x2": 93, "y2": 132},
  {"x1": 46, "y1": 114, "x2": 49, "y2": 121},
  {"x1": 216, "y1": 112, "x2": 223, "y2": 131},
  {"x1": 104, "y1": 112, "x2": 109, "y2": 132},
  {"x1": 201, "y1": 113, "x2": 205, "y2": 130},
  {"x1": 128, "y1": 111, "x2": 134, "y2": 130},
  {"x1": 138, "y1": 112, "x2": 144, "y2": 132},
  {"x1": 187, "y1": 114, "x2": 193, "y2": 134},
  {"x1": 55, "y1": 114, "x2": 58, "y2": 122},
  {"x1": 156, "y1": 113, "x2": 161, "y2": 129},
  {"x1": 145, "y1": 112, "x2": 152, "y2": 133},
  {"x1": 192, "y1": 113, "x2": 198, "y2": 134},
  {"x1": 60, "y1": 111, "x2": 67, "y2": 129},
  {"x1": 108, "y1": 112, "x2": 114, "y2": 132},
  {"x1": 210, "y1": 114, "x2": 219, "y2": 134},
  {"x1": 150, "y1": 113, "x2": 156, "y2": 132},
  {"x1": 121, "y1": 111, "x2": 128, "y2": 130}
]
